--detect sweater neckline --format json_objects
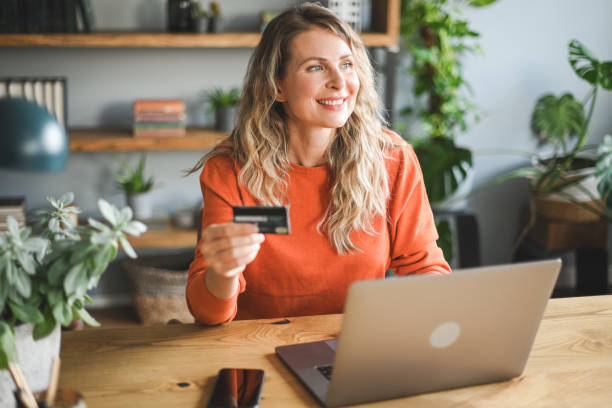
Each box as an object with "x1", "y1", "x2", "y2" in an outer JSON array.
[{"x1": 289, "y1": 161, "x2": 330, "y2": 174}]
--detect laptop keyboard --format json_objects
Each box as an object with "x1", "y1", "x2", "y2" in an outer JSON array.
[{"x1": 316, "y1": 365, "x2": 333, "y2": 381}]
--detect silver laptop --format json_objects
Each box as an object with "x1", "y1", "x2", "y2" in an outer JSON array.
[{"x1": 276, "y1": 259, "x2": 561, "y2": 407}]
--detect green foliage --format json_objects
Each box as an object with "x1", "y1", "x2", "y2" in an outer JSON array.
[
  {"x1": 531, "y1": 93, "x2": 584, "y2": 150},
  {"x1": 114, "y1": 153, "x2": 154, "y2": 194},
  {"x1": 502, "y1": 39, "x2": 612, "y2": 222},
  {"x1": 413, "y1": 137, "x2": 473, "y2": 203},
  {"x1": 209, "y1": 1, "x2": 220, "y2": 17},
  {"x1": 596, "y1": 135, "x2": 612, "y2": 209},
  {"x1": 0, "y1": 194, "x2": 147, "y2": 369},
  {"x1": 206, "y1": 87, "x2": 241, "y2": 111},
  {"x1": 435, "y1": 219, "x2": 453, "y2": 262}
]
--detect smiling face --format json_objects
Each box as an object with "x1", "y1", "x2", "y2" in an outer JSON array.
[{"x1": 275, "y1": 28, "x2": 360, "y2": 132}]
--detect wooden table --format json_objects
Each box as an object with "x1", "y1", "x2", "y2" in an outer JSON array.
[{"x1": 59, "y1": 296, "x2": 612, "y2": 407}]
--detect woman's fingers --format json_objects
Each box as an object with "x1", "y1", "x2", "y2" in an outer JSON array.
[
  {"x1": 201, "y1": 222, "x2": 264, "y2": 277},
  {"x1": 203, "y1": 222, "x2": 258, "y2": 242}
]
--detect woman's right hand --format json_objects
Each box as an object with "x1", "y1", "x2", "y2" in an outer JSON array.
[{"x1": 200, "y1": 222, "x2": 265, "y2": 298}]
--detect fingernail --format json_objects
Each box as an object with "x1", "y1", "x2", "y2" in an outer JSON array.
[{"x1": 257, "y1": 233, "x2": 265, "y2": 242}]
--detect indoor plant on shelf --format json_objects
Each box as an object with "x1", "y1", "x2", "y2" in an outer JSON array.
[
  {"x1": 500, "y1": 39, "x2": 612, "y2": 248},
  {"x1": 0, "y1": 192, "x2": 146, "y2": 406},
  {"x1": 206, "y1": 87, "x2": 241, "y2": 133},
  {"x1": 115, "y1": 153, "x2": 155, "y2": 220},
  {"x1": 398, "y1": 0, "x2": 498, "y2": 261}
]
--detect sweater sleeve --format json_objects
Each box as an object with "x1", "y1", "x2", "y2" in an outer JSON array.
[
  {"x1": 186, "y1": 156, "x2": 247, "y2": 325},
  {"x1": 387, "y1": 143, "x2": 451, "y2": 276}
]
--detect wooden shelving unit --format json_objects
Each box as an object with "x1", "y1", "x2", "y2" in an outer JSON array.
[
  {"x1": 69, "y1": 128, "x2": 227, "y2": 152},
  {"x1": 0, "y1": 0, "x2": 399, "y2": 48},
  {"x1": 0, "y1": 31, "x2": 396, "y2": 48}
]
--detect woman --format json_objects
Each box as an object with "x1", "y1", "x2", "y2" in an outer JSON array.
[{"x1": 187, "y1": 3, "x2": 450, "y2": 325}]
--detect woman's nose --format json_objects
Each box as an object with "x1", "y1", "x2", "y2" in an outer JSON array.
[{"x1": 326, "y1": 68, "x2": 346, "y2": 89}]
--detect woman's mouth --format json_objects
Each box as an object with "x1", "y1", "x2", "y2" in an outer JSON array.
[{"x1": 317, "y1": 98, "x2": 346, "y2": 109}]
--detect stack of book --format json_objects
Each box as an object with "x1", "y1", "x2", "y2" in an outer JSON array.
[
  {"x1": 133, "y1": 99, "x2": 186, "y2": 138},
  {"x1": 0, "y1": 197, "x2": 26, "y2": 231}
]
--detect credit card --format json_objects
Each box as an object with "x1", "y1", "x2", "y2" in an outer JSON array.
[{"x1": 232, "y1": 206, "x2": 290, "y2": 234}]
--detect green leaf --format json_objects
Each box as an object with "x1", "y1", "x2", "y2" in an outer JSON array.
[
  {"x1": 52, "y1": 301, "x2": 73, "y2": 327},
  {"x1": 599, "y1": 61, "x2": 612, "y2": 90},
  {"x1": 58, "y1": 192, "x2": 75, "y2": 207},
  {"x1": 414, "y1": 137, "x2": 473, "y2": 203},
  {"x1": 0, "y1": 321, "x2": 18, "y2": 367},
  {"x1": 435, "y1": 218, "x2": 453, "y2": 262},
  {"x1": 8, "y1": 301, "x2": 44, "y2": 324},
  {"x1": 16, "y1": 251, "x2": 36, "y2": 275},
  {"x1": 119, "y1": 235, "x2": 137, "y2": 259},
  {"x1": 47, "y1": 288, "x2": 63, "y2": 306},
  {"x1": 74, "y1": 306, "x2": 100, "y2": 327},
  {"x1": 122, "y1": 220, "x2": 147, "y2": 236},
  {"x1": 33, "y1": 308, "x2": 57, "y2": 340},
  {"x1": 14, "y1": 269, "x2": 32, "y2": 298},
  {"x1": 468, "y1": 0, "x2": 498, "y2": 7},
  {"x1": 531, "y1": 93, "x2": 585, "y2": 146},
  {"x1": 0, "y1": 282, "x2": 8, "y2": 313},
  {"x1": 88, "y1": 217, "x2": 110, "y2": 232},
  {"x1": 64, "y1": 263, "x2": 86, "y2": 295},
  {"x1": 568, "y1": 39, "x2": 600, "y2": 85},
  {"x1": 47, "y1": 257, "x2": 68, "y2": 286},
  {"x1": 98, "y1": 199, "x2": 118, "y2": 225}
]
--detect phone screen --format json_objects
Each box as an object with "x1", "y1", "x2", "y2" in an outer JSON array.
[{"x1": 207, "y1": 368, "x2": 265, "y2": 408}]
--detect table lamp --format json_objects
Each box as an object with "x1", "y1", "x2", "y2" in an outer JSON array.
[{"x1": 0, "y1": 98, "x2": 68, "y2": 171}]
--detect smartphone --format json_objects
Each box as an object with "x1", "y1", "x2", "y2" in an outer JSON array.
[{"x1": 207, "y1": 368, "x2": 265, "y2": 408}]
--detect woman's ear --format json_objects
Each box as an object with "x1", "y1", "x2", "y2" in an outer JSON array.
[{"x1": 275, "y1": 82, "x2": 287, "y2": 102}]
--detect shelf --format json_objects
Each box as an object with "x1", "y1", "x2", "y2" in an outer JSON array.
[
  {"x1": 69, "y1": 128, "x2": 227, "y2": 152},
  {"x1": 0, "y1": 31, "x2": 396, "y2": 48},
  {"x1": 127, "y1": 223, "x2": 198, "y2": 249}
]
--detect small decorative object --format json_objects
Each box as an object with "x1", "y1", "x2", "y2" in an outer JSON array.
[
  {"x1": 206, "y1": 87, "x2": 241, "y2": 132},
  {"x1": 167, "y1": 0, "x2": 195, "y2": 32},
  {"x1": 122, "y1": 250, "x2": 195, "y2": 325},
  {"x1": 326, "y1": 0, "x2": 362, "y2": 32},
  {"x1": 191, "y1": 1, "x2": 209, "y2": 33},
  {"x1": 0, "y1": 193, "x2": 146, "y2": 407},
  {"x1": 208, "y1": 1, "x2": 221, "y2": 32},
  {"x1": 114, "y1": 153, "x2": 155, "y2": 220}
]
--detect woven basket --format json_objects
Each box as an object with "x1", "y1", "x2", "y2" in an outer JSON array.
[{"x1": 122, "y1": 251, "x2": 195, "y2": 325}]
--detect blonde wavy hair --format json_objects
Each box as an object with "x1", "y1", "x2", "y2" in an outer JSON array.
[{"x1": 190, "y1": 3, "x2": 395, "y2": 254}]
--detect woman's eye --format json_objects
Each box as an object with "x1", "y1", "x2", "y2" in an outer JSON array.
[
  {"x1": 342, "y1": 62, "x2": 353, "y2": 70},
  {"x1": 307, "y1": 65, "x2": 323, "y2": 72}
]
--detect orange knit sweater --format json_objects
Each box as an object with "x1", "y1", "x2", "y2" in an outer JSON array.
[{"x1": 187, "y1": 132, "x2": 451, "y2": 325}]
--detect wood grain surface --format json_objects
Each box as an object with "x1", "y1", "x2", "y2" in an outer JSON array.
[
  {"x1": 69, "y1": 128, "x2": 227, "y2": 152},
  {"x1": 59, "y1": 296, "x2": 612, "y2": 407}
]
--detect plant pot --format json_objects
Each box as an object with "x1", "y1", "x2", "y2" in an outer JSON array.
[
  {"x1": 208, "y1": 16, "x2": 224, "y2": 33},
  {"x1": 194, "y1": 16, "x2": 209, "y2": 33},
  {"x1": 122, "y1": 251, "x2": 195, "y2": 325},
  {"x1": 0, "y1": 323, "x2": 61, "y2": 408},
  {"x1": 215, "y1": 105, "x2": 239, "y2": 132},
  {"x1": 127, "y1": 191, "x2": 154, "y2": 220}
]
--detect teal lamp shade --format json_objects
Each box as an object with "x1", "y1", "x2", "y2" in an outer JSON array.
[{"x1": 0, "y1": 98, "x2": 68, "y2": 171}]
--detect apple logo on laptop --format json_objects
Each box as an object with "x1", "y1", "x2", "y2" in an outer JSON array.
[{"x1": 429, "y1": 321, "x2": 461, "y2": 349}]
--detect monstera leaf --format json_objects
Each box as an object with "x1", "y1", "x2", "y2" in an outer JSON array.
[
  {"x1": 568, "y1": 39, "x2": 612, "y2": 90},
  {"x1": 531, "y1": 93, "x2": 585, "y2": 147},
  {"x1": 414, "y1": 137, "x2": 473, "y2": 204}
]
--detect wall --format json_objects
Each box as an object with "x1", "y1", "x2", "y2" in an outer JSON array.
[{"x1": 1, "y1": 0, "x2": 612, "y2": 302}]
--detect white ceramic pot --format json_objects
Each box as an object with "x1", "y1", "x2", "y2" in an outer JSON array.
[
  {"x1": 0, "y1": 323, "x2": 61, "y2": 408},
  {"x1": 127, "y1": 191, "x2": 154, "y2": 220}
]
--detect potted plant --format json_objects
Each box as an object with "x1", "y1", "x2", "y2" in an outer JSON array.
[
  {"x1": 115, "y1": 153, "x2": 155, "y2": 220},
  {"x1": 0, "y1": 192, "x2": 146, "y2": 406},
  {"x1": 208, "y1": 1, "x2": 221, "y2": 33},
  {"x1": 206, "y1": 87, "x2": 241, "y2": 133},
  {"x1": 191, "y1": 1, "x2": 209, "y2": 33},
  {"x1": 500, "y1": 39, "x2": 612, "y2": 247},
  {"x1": 398, "y1": 0, "x2": 498, "y2": 261}
]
